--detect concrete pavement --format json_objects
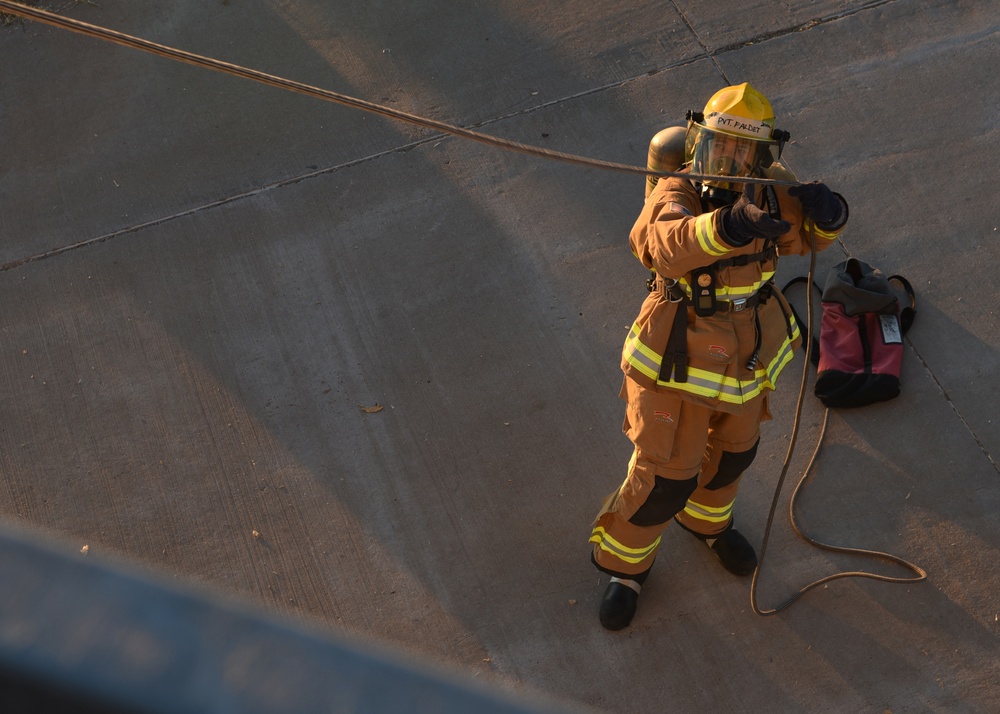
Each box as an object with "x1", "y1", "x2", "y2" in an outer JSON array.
[{"x1": 2, "y1": 0, "x2": 998, "y2": 711}]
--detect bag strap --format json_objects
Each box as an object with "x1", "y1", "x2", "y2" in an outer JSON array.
[
  {"x1": 781, "y1": 276, "x2": 822, "y2": 366},
  {"x1": 888, "y1": 274, "x2": 916, "y2": 335}
]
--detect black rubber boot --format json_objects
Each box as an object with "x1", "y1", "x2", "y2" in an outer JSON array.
[
  {"x1": 676, "y1": 518, "x2": 758, "y2": 576},
  {"x1": 599, "y1": 578, "x2": 641, "y2": 630},
  {"x1": 707, "y1": 526, "x2": 758, "y2": 576}
]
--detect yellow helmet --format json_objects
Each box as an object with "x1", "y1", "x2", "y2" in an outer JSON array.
[{"x1": 686, "y1": 82, "x2": 789, "y2": 203}]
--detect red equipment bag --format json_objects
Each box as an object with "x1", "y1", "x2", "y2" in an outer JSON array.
[{"x1": 812, "y1": 258, "x2": 915, "y2": 408}]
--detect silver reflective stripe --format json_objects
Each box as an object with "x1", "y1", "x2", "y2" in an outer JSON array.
[
  {"x1": 623, "y1": 327, "x2": 660, "y2": 379},
  {"x1": 695, "y1": 213, "x2": 728, "y2": 256},
  {"x1": 610, "y1": 577, "x2": 642, "y2": 594},
  {"x1": 591, "y1": 527, "x2": 661, "y2": 565},
  {"x1": 684, "y1": 499, "x2": 734, "y2": 523}
]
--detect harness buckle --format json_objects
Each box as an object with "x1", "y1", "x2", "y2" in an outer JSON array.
[
  {"x1": 732, "y1": 298, "x2": 748, "y2": 312},
  {"x1": 664, "y1": 278, "x2": 685, "y2": 303}
]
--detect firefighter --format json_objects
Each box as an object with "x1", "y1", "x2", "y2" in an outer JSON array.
[{"x1": 590, "y1": 83, "x2": 848, "y2": 630}]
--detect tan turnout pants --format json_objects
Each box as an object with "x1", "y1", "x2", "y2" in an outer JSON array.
[{"x1": 590, "y1": 377, "x2": 769, "y2": 579}]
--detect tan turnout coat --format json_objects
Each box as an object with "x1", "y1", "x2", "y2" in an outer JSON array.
[{"x1": 621, "y1": 167, "x2": 844, "y2": 414}]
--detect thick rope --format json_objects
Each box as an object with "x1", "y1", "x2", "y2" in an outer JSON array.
[
  {"x1": 750, "y1": 226, "x2": 926, "y2": 616},
  {"x1": 4, "y1": 1, "x2": 926, "y2": 608},
  {"x1": 0, "y1": 0, "x2": 797, "y2": 187}
]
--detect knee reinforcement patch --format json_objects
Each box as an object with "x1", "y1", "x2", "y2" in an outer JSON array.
[
  {"x1": 705, "y1": 440, "x2": 760, "y2": 491},
  {"x1": 629, "y1": 475, "x2": 698, "y2": 527}
]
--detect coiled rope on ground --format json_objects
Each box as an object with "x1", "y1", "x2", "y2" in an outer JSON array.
[{"x1": 751, "y1": 228, "x2": 926, "y2": 616}]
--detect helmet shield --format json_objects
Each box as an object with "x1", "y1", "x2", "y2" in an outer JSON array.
[
  {"x1": 687, "y1": 124, "x2": 779, "y2": 199},
  {"x1": 685, "y1": 82, "x2": 782, "y2": 203}
]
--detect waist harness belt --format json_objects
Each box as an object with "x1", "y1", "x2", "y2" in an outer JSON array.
[
  {"x1": 649, "y1": 244, "x2": 790, "y2": 384},
  {"x1": 647, "y1": 188, "x2": 786, "y2": 385}
]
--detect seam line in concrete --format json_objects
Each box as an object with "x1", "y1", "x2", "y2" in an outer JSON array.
[
  {"x1": 906, "y1": 340, "x2": 1000, "y2": 476},
  {"x1": 811, "y1": 233, "x2": 996, "y2": 475},
  {"x1": 668, "y1": 0, "x2": 731, "y2": 84},
  {"x1": 711, "y1": 0, "x2": 901, "y2": 55},
  {"x1": 0, "y1": 138, "x2": 438, "y2": 273},
  {"x1": 3, "y1": 0, "x2": 902, "y2": 271}
]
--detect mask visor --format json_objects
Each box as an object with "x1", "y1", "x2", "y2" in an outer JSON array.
[{"x1": 690, "y1": 126, "x2": 776, "y2": 191}]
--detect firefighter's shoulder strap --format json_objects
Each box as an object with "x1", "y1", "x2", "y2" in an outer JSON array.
[{"x1": 650, "y1": 189, "x2": 783, "y2": 385}]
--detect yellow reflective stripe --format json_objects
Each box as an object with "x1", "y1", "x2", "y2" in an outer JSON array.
[
  {"x1": 764, "y1": 329, "x2": 798, "y2": 387},
  {"x1": 722, "y1": 271, "x2": 776, "y2": 298},
  {"x1": 804, "y1": 218, "x2": 840, "y2": 240},
  {"x1": 590, "y1": 527, "x2": 661, "y2": 564},
  {"x1": 623, "y1": 324, "x2": 662, "y2": 381},
  {"x1": 695, "y1": 212, "x2": 729, "y2": 257},
  {"x1": 663, "y1": 367, "x2": 747, "y2": 401},
  {"x1": 677, "y1": 271, "x2": 776, "y2": 300},
  {"x1": 622, "y1": 317, "x2": 801, "y2": 404},
  {"x1": 684, "y1": 499, "x2": 735, "y2": 523}
]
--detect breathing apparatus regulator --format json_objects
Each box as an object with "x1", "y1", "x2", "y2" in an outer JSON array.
[{"x1": 645, "y1": 82, "x2": 790, "y2": 201}]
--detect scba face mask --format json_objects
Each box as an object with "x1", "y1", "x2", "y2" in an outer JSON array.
[{"x1": 695, "y1": 127, "x2": 763, "y2": 176}]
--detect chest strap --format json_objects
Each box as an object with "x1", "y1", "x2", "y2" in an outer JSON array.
[
  {"x1": 651, "y1": 275, "x2": 774, "y2": 310},
  {"x1": 653, "y1": 279, "x2": 780, "y2": 384},
  {"x1": 645, "y1": 243, "x2": 778, "y2": 294},
  {"x1": 651, "y1": 189, "x2": 782, "y2": 384},
  {"x1": 659, "y1": 302, "x2": 689, "y2": 383},
  {"x1": 711, "y1": 243, "x2": 777, "y2": 270}
]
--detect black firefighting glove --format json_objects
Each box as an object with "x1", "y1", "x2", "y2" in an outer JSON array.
[
  {"x1": 720, "y1": 186, "x2": 791, "y2": 247},
  {"x1": 788, "y1": 181, "x2": 848, "y2": 228}
]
